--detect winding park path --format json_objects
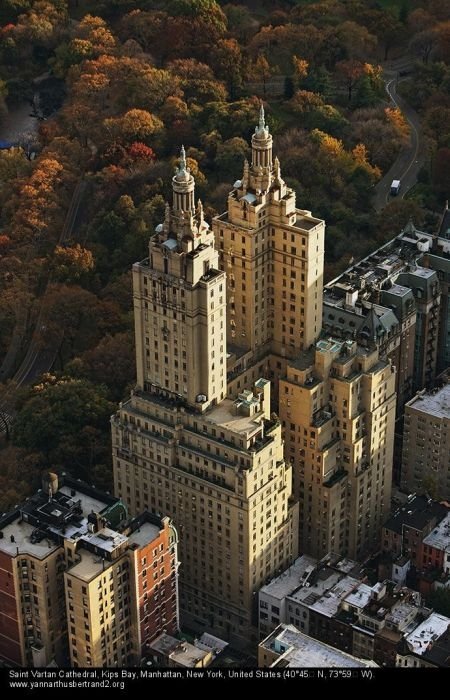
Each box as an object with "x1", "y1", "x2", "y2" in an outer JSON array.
[{"x1": 372, "y1": 59, "x2": 426, "y2": 212}]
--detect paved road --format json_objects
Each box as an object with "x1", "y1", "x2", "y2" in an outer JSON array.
[
  {"x1": 10, "y1": 180, "x2": 87, "y2": 388},
  {"x1": 0, "y1": 180, "x2": 87, "y2": 427},
  {"x1": 0, "y1": 103, "x2": 38, "y2": 144},
  {"x1": 373, "y1": 67, "x2": 425, "y2": 212}
]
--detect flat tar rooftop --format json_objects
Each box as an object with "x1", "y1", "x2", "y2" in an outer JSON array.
[
  {"x1": 259, "y1": 555, "x2": 317, "y2": 600},
  {"x1": 260, "y1": 555, "x2": 364, "y2": 614},
  {"x1": 407, "y1": 384, "x2": 450, "y2": 420},
  {"x1": 68, "y1": 549, "x2": 107, "y2": 581},
  {"x1": 207, "y1": 399, "x2": 264, "y2": 436},
  {"x1": 384, "y1": 494, "x2": 448, "y2": 535},
  {"x1": 0, "y1": 483, "x2": 113, "y2": 559},
  {"x1": 423, "y1": 512, "x2": 450, "y2": 551},
  {"x1": 405, "y1": 613, "x2": 450, "y2": 656},
  {"x1": 309, "y1": 576, "x2": 360, "y2": 618},
  {"x1": 263, "y1": 625, "x2": 376, "y2": 668},
  {"x1": 0, "y1": 517, "x2": 60, "y2": 559}
]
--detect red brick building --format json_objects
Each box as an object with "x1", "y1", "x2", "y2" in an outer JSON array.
[{"x1": 381, "y1": 495, "x2": 448, "y2": 566}]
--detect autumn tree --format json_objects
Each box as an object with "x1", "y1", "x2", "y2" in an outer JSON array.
[
  {"x1": 167, "y1": 58, "x2": 227, "y2": 105},
  {"x1": 123, "y1": 141, "x2": 156, "y2": 172},
  {"x1": 51, "y1": 15, "x2": 117, "y2": 78},
  {"x1": 13, "y1": 0, "x2": 69, "y2": 57},
  {"x1": 251, "y1": 54, "x2": 274, "y2": 98},
  {"x1": 335, "y1": 59, "x2": 365, "y2": 102},
  {"x1": 118, "y1": 10, "x2": 173, "y2": 64},
  {"x1": 359, "y1": 8, "x2": 405, "y2": 61},
  {"x1": 292, "y1": 56, "x2": 309, "y2": 85},
  {"x1": 119, "y1": 1, "x2": 227, "y2": 63},
  {"x1": 66, "y1": 56, "x2": 179, "y2": 135},
  {"x1": 249, "y1": 23, "x2": 324, "y2": 72},
  {"x1": 103, "y1": 109, "x2": 164, "y2": 147},
  {"x1": 409, "y1": 28, "x2": 438, "y2": 64},
  {"x1": 211, "y1": 38, "x2": 244, "y2": 99},
  {"x1": 336, "y1": 20, "x2": 377, "y2": 60},
  {"x1": 51, "y1": 243, "x2": 94, "y2": 283},
  {"x1": 350, "y1": 106, "x2": 409, "y2": 171},
  {"x1": 38, "y1": 284, "x2": 123, "y2": 369},
  {"x1": 9, "y1": 156, "x2": 67, "y2": 243}
]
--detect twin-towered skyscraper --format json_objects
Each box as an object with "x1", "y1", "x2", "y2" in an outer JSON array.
[{"x1": 112, "y1": 106, "x2": 395, "y2": 646}]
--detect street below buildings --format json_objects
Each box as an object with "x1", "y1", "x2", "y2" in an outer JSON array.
[{"x1": 373, "y1": 60, "x2": 425, "y2": 212}]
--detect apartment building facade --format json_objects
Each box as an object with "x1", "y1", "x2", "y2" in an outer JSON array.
[
  {"x1": 112, "y1": 146, "x2": 298, "y2": 646},
  {"x1": 401, "y1": 384, "x2": 450, "y2": 499},
  {"x1": 279, "y1": 337, "x2": 396, "y2": 560},
  {"x1": 0, "y1": 474, "x2": 178, "y2": 667},
  {"x1": 212, "y1": 106, "x2": 325, "y2": 386}
]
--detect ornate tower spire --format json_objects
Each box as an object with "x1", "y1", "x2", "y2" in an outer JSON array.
[
  {"x1": 259, "y1": 103, "x2": 265, "y2": 131},
  {"x1": 172, "y1": 145, "x2": 195, "y2": 217},
  {"x1": 178, "y1": 144, "x2": 187, "y2": 174},
  {"x1": 251, "y1": 102, "x2": 272, "y2": 170}
]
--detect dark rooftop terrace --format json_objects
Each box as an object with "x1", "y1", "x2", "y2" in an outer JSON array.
[{"x1": 384, "y1": 495, "x2": 448, "y2": 535}]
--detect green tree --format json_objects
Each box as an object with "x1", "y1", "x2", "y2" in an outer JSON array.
[
  {"x1": 222, "y1": 3, "x2": 256, "y2": 42},
  {"x1": 13, "y1": 377, "x2": 115, "y2": 487},
  {"x1": 38, "y1": 284, "x2": 122, "y2": 368},
  {"x1": 211, "y1": 38, "x2": 244, "y2": 99},
  {"x1": 168, "y1": 0, "x2": 227, "y2": 35},
  {"x1": 0, "y1": 1, "x2": 31, "y2": 24},
  {"x1": 0, "y1": 445, "x2": 42, "y2": 512},
  {"x1": 427, "y1": 588, "x2": 450, "y2": 617},
  {"x1": 67, "y1": 332, "x2": 135, "y2": 401},
  {"x1": 214, "y1": 137, "x2": 249, "y2": 179}
]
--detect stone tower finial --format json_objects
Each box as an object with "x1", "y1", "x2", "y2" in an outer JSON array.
[
  {"x1": 274, "y1": 156, "x2": 280, "y2": 179},
  {"x1": 178, "y1": 145, "x2": 187, "y2": 174},
  {"x1": 259, "y1": 103, "x2": 265, "y2": 130},
  {"x1": 197, "y1": 198, "x2": 204, "y2": 224},
  {"x1": 255, "y1": 102, "x2": 269, "y2": 137}
]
